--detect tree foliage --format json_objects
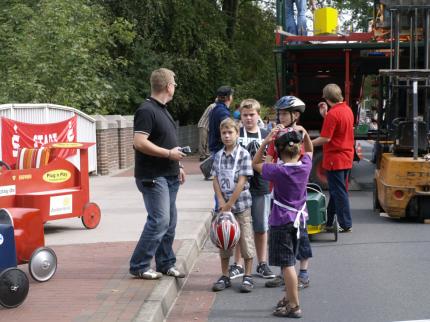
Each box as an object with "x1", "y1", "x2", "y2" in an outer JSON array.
[
  {"x1": 0, "y1": 0, "x2": 135, "y2": 114},
  {"x1": 0, "y1": 0, "x2": 372, "y2": 123}
]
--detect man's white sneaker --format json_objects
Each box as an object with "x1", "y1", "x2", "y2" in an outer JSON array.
[
  {"x1": 166, "y1": 267, "x2": 186, "y2": 278},
  {"x1": 135, "y1": 269, "x2": 162, "y2": 280}
]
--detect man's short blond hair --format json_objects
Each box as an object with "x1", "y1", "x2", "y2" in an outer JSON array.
[
  {"x1": 150, "y1": 68, "x2": 176, "y2": 93},
  {"x1": 220, "y1": 118, "x2": 239, "y2": 133},
  {"x1": 239, "y1": 98, "x2": 261, "y2": 114},
  {"x1": 323, "y1": 83, "x2": 344, "y2": 103}
]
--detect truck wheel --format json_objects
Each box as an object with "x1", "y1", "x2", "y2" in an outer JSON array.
[
  {"x1": 81, "y1": 202, "x2": 101, "y2": 229},
  {"x1": 0, "y1": 268, "x2": 29, "y2": 308},
  {"x1": 29, "y1": 247, "x2": 57, "y2": 282},
  {"x1": 310, "y1": 150, "x2": 328, "y2": 190}
]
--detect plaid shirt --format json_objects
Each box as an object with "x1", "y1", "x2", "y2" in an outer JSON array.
[
  {"x1": 197, "y1": 103, "x2": 216, "y2": 129},
  {"x1": 211, "y1": 145, "x2": 253, "y2": 213}
]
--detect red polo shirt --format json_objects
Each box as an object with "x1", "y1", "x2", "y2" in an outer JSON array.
[{"x1": 320, "y1": 101, "x2": 354, "y2": 171}]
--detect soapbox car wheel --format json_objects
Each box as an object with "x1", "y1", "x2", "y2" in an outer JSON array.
[
  {"x1": 0, "y1": 160, "x2": 11, "y2": 170},
  {"x1": 0, "y1": 268, "x2": 29, "y2": 308},
  {"x1": 333, "y1": 215, "x2": 339, "y2": 242},
  {"x1": 81, "y1": 202, "x2": 101, "y2": 229},
  {"x1": 29, "y1": 247, "x2": 57, "y2": 282}
]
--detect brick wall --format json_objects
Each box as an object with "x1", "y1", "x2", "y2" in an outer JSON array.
[{"x1": 93, "y1": 114, "x2": 198, "y2": 175}]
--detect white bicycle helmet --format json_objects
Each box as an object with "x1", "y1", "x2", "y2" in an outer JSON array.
[
  {"x1": 210, "y1": 212, "x2": 240, "y2": 250},
  {"x1": 274, "y1": 96, "x2": 306, "y2": 114}
]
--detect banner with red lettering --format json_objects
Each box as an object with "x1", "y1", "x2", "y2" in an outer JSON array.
[{"x1": 1, "y1": 115, "x2": 77, "y2": 168}]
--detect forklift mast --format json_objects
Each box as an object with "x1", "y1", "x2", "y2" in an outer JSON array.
[{"x1": 376, "y1": 1, "x2": 430, "y2": 160}]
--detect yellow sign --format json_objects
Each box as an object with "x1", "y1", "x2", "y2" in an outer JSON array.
[
  {"x1": 52, "y1": 142, "x2": 82, "y2": 148},
  {"x1": 43, "y1": 170, "x2": 71, "y2": 183}
]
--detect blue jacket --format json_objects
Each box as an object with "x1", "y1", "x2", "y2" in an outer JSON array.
[{"x1": 208, "y1": 102, "x2": 230, "y2": 153}]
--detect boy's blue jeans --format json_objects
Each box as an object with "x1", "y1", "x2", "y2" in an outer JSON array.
[
  {"x1": 326, "y1": 169, "x2": 352, "y2": 229},
  {"x1": 285, "y1": 0, "x2": 308, "y2": 35},
  {"x1": 130, "y1": 176, "x2": 180, "y2": 274}
]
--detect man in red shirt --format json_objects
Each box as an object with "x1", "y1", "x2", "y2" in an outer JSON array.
[{"x1": 312, "y1": 84, "x2": 354, "y2": 232}]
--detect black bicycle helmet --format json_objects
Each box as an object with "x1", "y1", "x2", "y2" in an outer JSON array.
[
  {"x1": 275, "y1": 127, "x2": 303, "y2": 148},
  {"x1": 274, "y1": 96, "x2": 306, "y2": 114}
]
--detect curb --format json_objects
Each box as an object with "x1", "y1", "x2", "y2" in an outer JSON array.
[{"x1": 133, "y1": 212, "x2": 212, "y2": 322}]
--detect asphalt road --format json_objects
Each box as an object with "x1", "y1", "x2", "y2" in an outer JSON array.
[{"x1": 206, "y1": 155, "x2": 430, "y2": 322}]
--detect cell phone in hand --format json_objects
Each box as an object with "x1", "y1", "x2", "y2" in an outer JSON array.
[{"x1": 179, "y1": 146, "x2": 192, "y2": 154}]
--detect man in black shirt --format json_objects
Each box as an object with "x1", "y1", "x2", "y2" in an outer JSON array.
[{"x1": 129, "y1": 68, "x2": 186, "y2": 279}]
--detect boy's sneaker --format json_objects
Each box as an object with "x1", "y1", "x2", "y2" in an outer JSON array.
[
  {"x1": 212, "y1": 275, "x2": 231, "y2": 292},
  {"x1": 256, "y1": 262, "x2": 276, "y2": 279},
  {"x1": 298, "y1": 276, "x2": 310, "y2": 289},
  {"x1": 265, "y1": 275, "x2": 285, "y2": 288},
  {"x1": 165, "y1": 266, "x2": 186, "y2": 278},
  {"x1": 240, "y1": 275, "x2": 254, "y2": 293},
  {"x1": 229, "y1": 263, "x2": 244, "y2": 280},
  {"x1": 131, "y1": 268, "x2": 162, "y2": 280}
]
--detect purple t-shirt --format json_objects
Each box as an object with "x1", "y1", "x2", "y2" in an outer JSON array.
[{"x1": 262, "y1": 154, "x2": 312, "y2": 226}]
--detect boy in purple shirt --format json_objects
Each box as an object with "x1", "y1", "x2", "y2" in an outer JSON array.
[{"x1": 253, "y1": 126, "x2": 313, "y2": 318}]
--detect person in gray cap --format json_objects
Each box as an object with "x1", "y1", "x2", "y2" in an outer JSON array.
[{"x1": 208, "y1": 86, "x2": 234, "y2": 155}]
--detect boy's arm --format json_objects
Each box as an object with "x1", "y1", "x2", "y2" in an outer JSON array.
[
  {"x1": 253, "y1": 128, "x2": 277, "y2": 174},
  {"x1": 221, "y1": 176, "x2": 247, "y2": 212},
  {"x1": 294, "y1": 125, "x2": 313, "y2": 158},
  {"x1": 213, "y1": 176, "x2": 226, "y2": 210},
  {"x1": 252, "y1": 143, "x2": 265, "y2": 175}
]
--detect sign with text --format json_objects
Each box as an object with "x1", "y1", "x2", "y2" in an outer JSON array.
[{"x1": 1, "y1": 115, "x2": 77, "y2": 167}]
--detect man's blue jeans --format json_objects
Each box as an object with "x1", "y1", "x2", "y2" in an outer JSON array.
[
  {"x1": 285, "y1": 0, "x2": 308, "y2": 36},
  {"x1": 130, "y1": 176, "x2": 180, "y2": 274},
  {"x1": 326, "y1": 169, "x2": 352, "y2": 229}
]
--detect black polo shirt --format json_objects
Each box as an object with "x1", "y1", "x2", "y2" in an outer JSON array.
[{"x1": 134, "y1": 97, "x2": 179, "y2": 179}]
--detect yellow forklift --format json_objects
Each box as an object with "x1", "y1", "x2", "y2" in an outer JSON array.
[{"x1": 373, "y1": 1, "x2": 430, "y2": 222}]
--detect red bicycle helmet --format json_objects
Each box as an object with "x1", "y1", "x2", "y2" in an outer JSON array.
[{"x1": 210, "y1": 212, "x2": 240, "y2": 250}]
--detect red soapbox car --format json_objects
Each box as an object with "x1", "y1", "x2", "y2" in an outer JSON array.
[{"x1": 0, "y1": 142, "x2": 101, "y2": 283}]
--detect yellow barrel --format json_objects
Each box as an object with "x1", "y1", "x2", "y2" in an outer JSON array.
[{"x1": 314, "y1": 8, "x2": 338, "y2": 35}]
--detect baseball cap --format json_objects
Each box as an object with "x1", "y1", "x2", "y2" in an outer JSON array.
[{"x1": 216, "y1": 86, "x2": 234, "y2": 97}]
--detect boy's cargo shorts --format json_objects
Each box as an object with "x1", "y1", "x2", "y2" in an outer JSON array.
[
  {"x1": 220, "y1": 208, "x2": 256, "y2": 260},
  {"x1": 250, "y1": 193, "x2": 270, "y2": 233}
]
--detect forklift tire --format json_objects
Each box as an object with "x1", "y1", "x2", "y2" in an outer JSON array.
[
  {"x1": 418, "y1": 198, "x2": 430, "y2": 223},
  {"x1": 373, "y1": 180, "x2": 381, "y2": 212}
]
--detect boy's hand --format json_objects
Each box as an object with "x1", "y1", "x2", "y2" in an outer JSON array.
[
  {"x1": 220, "y1": 203, "x2": 232, "y2": 212},
  {"x1": 293, "y1": 125, "x2": 308, "y2": 137},
  {"x1": 318, "y1": 102, "x2": 328, "y2": 118},
  {"x1": 263, "y1": 127, "x2": 280, "y2": 145}
]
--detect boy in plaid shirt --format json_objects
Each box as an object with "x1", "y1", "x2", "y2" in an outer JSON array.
[{"x1": 211, "y1": 118, "x2": 256, "y2": 293}]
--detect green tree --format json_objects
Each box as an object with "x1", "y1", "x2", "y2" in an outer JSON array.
[
  {"x1": 0, "y1": 0, "x2": 135, "y2": 114},
  {"x1": 233, "y1": 1, "x2": 276, "y2": 106}
]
